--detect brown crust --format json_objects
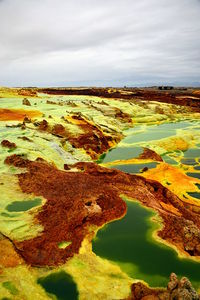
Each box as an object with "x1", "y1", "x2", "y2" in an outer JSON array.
[
  {"x1": 138, "y1": 148, "x2": 163, "y2": 162},
  {"x1": 1, "y1": 139, "x2": 17, "y2": 149}
]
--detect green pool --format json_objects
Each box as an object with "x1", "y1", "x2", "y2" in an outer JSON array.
[
  {"x1": 93, "y1": 200, "x2": 200, "y2": 288},
  {"x1": 94, "y1": 120, "x2": 200, "y2": 288},
  {"x1": 38, "y1": 271, "x2": 78, "y2": 300},
  {"x1": 6, "y1": 198, "x2": 42, "y2": 212}
]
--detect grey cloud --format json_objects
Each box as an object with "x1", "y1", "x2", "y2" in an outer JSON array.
[{"x1": 0, "y1": 0, "x2": 199, "y2": 86}]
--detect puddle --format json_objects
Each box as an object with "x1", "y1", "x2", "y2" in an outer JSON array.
[
  {"x1": 6, "y1": 198, "x2": 42, "y2": 212},
  {"x1": 38, "y1": 271, "x2": 78, "y2": 300}
]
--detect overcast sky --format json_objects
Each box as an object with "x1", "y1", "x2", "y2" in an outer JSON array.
[{"x1": 0, "y1": 0, "x2": 199, "y2": 87}]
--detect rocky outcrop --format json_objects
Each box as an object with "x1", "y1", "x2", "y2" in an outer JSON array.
[
  {"x1": 183, "y1": 222, "x2": 200, "y2": 256},
  {"x1": 138, "y1": 148, "x2": 163, "y2": 162},
  {"x1": 22, "y1": 98, "x2": 31, "y2": 106},
  {"x1": 1, "y1": 139, "x2": 16, "y2": 149},
  {"x1": 128, "y1": 273, "x2": 199, "y2": 299},
  {"x1": 36, "y1": 116, "x2": 117, "y2": 159},
  {"x1": 18, "y1": 88, "x2": 37, "y2": 97}
]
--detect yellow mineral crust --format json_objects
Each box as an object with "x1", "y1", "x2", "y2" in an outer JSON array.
[
  {"x1": 102, "y1": 158, "x2": 153, "y2": 168},
  {"x1": 155, "y1": 137, "x2": 189, "y2": 152},
  {"x1": 141, "y1": 163, "x2": 200, "y2": 205},
  {"x1": 0, "y1": 265, "x2": 50, "y2": 300}
]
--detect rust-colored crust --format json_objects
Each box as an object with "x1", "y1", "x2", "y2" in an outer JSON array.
[
  {"x1": 138, "y1": 148, "x2": 163, "y2": 162},
  {"x1": 1, "y1": 139, "x2": 17, "y2": 149},
  {"x1": 4, "y1": 155, "x2": 200, "y2": 267},
  {"x1": 0, "y1": 236, "x2": 24, "y2": 268}
]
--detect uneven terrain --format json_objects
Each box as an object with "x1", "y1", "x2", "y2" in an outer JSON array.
[{"x1": 0, "y1": 86, "x2": 200, "y2": 299}]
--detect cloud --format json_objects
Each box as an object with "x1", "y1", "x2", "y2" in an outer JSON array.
[{"x1": 0, "y1": 0, "x2": 200, "y2": 86}]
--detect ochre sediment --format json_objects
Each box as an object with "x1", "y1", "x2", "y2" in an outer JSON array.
[
  {"x1": 0, "y1": 108, "x2": 42, "y2": 121},
  {"x1": 4, "y1": 155, "x2": 200, "y2": 266},
  {"x1": 0, "y1": 235, "x2": 24, "y2": 268}
]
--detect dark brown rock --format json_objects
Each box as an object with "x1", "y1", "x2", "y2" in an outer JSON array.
[
  {"x1": 1, "y1": 139, "x2": 17, "y2": 149},
  {"x1": 22, "y1": 98, "x2": 31, "y2": 106}
]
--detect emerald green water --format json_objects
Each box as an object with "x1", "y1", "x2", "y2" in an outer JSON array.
[
  {"x1": 38, "y1": 271, "x2": 78, "y2": 300},
  {"x1": 102, "y1": 121, "x2": 199, "y2": 166},
  {"x1": 95, "y1": 120, "x2": 200, "y2": 288},
  {"x1": 188, "y1": 192, "x2": 200, "y2": 200},
  {"x1": 6, "y1": 198, "x2": 42, "y2": 212},
  {"x1": 93, "y1": 201, "x2": 200, "y2": 288}
]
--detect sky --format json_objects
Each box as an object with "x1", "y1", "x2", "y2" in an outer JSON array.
[{"x1": 0, "y1": 0, "x2": 199, "y2": 87}]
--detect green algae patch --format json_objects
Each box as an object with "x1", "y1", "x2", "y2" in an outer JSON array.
[
  {"x1": 93, "y1": 199, "x2": 200, "y2": 289},
  {"x1": 2, "y1": 281, "x2": 19, "y2": 295},
  {"x1": 58, "y1": 241, "x2": 72, "y2": 249},
  {"x1": 61, "y1": 253, "x2": 132, "y2": 300},
  {"x1": 38, "y1": 271, "x2": 78, "y2": 300},
  {"x1": 6, "y1": 198, "x2": 42, "y2": 212}
]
